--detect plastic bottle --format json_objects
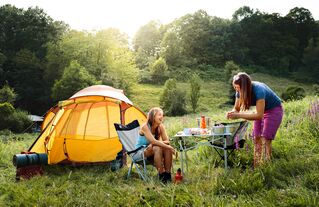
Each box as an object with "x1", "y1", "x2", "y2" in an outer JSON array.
[
  {"x1": 174, "y1": 168, "x2": 183, "y2": 184},
  {"x1": 200, "y1": 115, "x2": 206, "y2": 129}
]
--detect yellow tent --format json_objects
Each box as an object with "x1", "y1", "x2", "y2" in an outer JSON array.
[{"x1": 28, "y1": 85, "x2": 146, "y2": 164}]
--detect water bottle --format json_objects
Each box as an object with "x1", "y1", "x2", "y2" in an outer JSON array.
[
  {"x1": 200, "y1": 115, "x2": 206, "y2": 129},
  {"x1": 174, "y1": 168, "x2": 183, "y2": 184}
]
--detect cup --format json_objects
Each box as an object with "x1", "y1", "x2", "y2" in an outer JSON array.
[
  {"x1": 196, "y1": 118, "x2": 200, "y2": 128},
  {"x1": 206, "y1": 117, "x2": 210, "y2": 128}
]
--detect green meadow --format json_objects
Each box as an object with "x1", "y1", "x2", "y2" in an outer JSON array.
[{"x1": 1, "y1": 74, "x2": 319, "y2": 206}]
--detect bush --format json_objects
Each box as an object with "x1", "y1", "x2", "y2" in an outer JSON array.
[
  {"x1": 0, "y1": 102, "x2": 32, "y2": 133},
  {"x1": 189, "y1": 74, "x2": 201, "y2": 113},
  {"x1": 150, "y1": 58, "x2": 169, "y2": 84},
  {"x1": 8, "y1": 109, "x2": 32, "y2": 133},
  {"x1": 313, "y1": 84, "x2": 319, "y2": 95},
  {"x1": 281, "y1": 86, "x2": 306, "y2": 101},
  {"x1": 160, "y1": 79, "x2": 187, "y2": 116},
  {"x1": 0, "y1": 83, "x2": 17, "y2": 104},
  {"x1": 138, "y1": 69, "x2": 153, "y2": 84},
  {"x1": 0, "y1": 102, "x2": 15, "y2": 130}
]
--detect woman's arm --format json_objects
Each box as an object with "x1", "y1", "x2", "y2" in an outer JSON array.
[
  {"x1": 159, "y1": 124, "x2": 170, "y2": 144},
  {"x1": 228, "y1": 99, "x2": 265, "y2": 120},
  {"x1": 226, "y1": 98, "x2": 241, "y2": 118},
  {"x1": 141, "y1": 124, "x2": 174, "y2": 151},
  {"x1": 233, "y1": 98, "x2": 241, "y2": 112}
]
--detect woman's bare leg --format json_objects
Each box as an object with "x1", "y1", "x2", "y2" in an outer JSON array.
[
  {"x1": 254, "y1": 136, "x2": 262, "y2": 167},
  {"x1": 163, "y1": 148, "x2": 173, "y2": 172},
  {"x1": 263, "y1": 139, "x2": 272, "y2": 162},
  {"x1": 152, "y1": 146, "x2": 164, "y2": 173}
]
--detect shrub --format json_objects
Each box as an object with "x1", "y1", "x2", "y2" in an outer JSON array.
[
  {"x1": 138, "y1": 69, "x2": 153, "y2": 84},
  {"x1": 224, "y1": 61, "x2": 241, "y2": 82},
  {"x1": 189, "y1": 74, "x2": 201, "y2": 113},
  {"x1": 160, "y1": 79, "x2": 187, "y2": 116},
  {"x1": 0, "y1": 102, "x2": 15, "y2": 130},
  {"x1": 0, "y1": 102, "x2": 32, "y2": 133},
  {"x1": 8, "y1": 109, "x2": 32, "y2": 133},
  {"x1": 0, "y1": 83, "x2": 17, "y2": 104},
  {"x1": 281, "y1": 86, "x2": 306, "y2": 101},
  {"x1": 313, "y1": 84, "x2": 319, "y2": 95},
  {"x1": 150, "y1": 57, "x2": 168, "y2": 84}
]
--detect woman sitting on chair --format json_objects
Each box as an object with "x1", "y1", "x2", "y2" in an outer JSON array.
[{"x1": 135, "y1": 107, "x2": 175, "y2": 183}]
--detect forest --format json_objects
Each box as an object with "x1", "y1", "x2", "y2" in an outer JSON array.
[{"x1": 0, "y1": 4, "x2": 319, "y2": 123}]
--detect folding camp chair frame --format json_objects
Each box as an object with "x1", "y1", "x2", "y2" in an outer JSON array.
[
  {"x1": 126, "y1": 146, "x2": 150, "y2": 181},
  {"x1": 210, "y1": 121, "x2": 249, "y2": 169},
  {"x1": 114, "y1": 120, "x2": 152, "y2": 181}
]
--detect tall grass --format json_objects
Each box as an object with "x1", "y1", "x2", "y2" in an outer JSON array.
[{"x1": 1, "y1": 76, "x2": 319, "y2": 206}]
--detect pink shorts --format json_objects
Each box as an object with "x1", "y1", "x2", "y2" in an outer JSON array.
[{"x1": 253, "y1": 105, "x2": 283, "y2": 140}]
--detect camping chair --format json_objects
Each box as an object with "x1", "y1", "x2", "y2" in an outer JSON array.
[
  {"x1": 114, "y1": 120, "x2": 151, "y2": 181},
  {"x1": 210, "y1": 121, "x2": 249, "y2": 169}
]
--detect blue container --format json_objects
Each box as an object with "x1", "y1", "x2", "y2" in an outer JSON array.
[{"x1": 13, "y1": 153, "x2": 48, "y2": 167}]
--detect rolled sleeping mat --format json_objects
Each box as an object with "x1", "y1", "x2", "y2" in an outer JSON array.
[{"x1": 13, "y1": 153, "x2": 48, "y2": 167}]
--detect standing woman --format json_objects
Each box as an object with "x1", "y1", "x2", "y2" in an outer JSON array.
[
  {"x1": 135, "y1": 107, "x2": 175, "y2": 182},
  {"x1": 226, "y1": 72, "x2": 283, "y2": 167}
]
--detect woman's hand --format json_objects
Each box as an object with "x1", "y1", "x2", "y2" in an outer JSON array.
[
  {"x1": 163, "y1": 140, "x2": 170, "y2": 145},
  {"x1": 168, "y1": 145, "x2": 176, "y2": 154},
  {"x1": 227, "y1": 112, "x2": 240, "y2": 120}
]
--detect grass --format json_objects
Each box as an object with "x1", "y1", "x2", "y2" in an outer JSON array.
[{"x1": 1, "y1": 73, "x2": 319, "y2": 206}]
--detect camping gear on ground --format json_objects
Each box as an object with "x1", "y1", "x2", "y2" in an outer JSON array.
[
  {"x1": 172, "y1": 121, "x2": 249, "y2": 173},
  {"x1": 27, "y1": 85, "x2": 146, "y2": 165},
  {"x1": 174, "y1": 168, "x2": 183, "y2": 184},
  {"x1": 16, "y1": 165, "x2": 44, "y2": 181},
  {"x1": 114, "y1": 120, "x2": 154, "y2": 181},
  {"x1": 210, "y1": 121, "x2": 249, "y2": 168},
  {"x1": 13, "y1": 152, "x2": 47, "y2": 180},
  {"x1": 13, "y1": 153, "x2": 48, "y2": 167}
]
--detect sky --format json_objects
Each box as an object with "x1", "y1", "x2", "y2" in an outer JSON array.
[{"x1": 1, "y1": 0, "x2": 318, "y2": 39}]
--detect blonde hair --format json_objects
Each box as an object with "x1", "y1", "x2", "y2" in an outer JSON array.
[
  {"x1": 147, "y1": 107, "x2": 163, "y2": 139},
  {"x1": 233, "y1": 72, "x2": 252, "y2": 110}
]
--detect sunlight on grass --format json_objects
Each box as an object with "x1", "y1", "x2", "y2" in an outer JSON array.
[{"x1": 1, "y1": 77, "x2": 319, "y2": 206}]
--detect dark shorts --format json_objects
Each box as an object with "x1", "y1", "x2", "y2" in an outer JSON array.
[{"x1": 253, "y1": 105, "x2": 284, "y2": 140}]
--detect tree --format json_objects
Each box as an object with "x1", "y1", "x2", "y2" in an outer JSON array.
[
  {"x1": 232, "y1": 6, "x2": 254, "y2": 21},
  {"x1": 8, "y1": 49, "x2": 46, "y2": 113},
  {"x1": 0, "y1": 83, "x2": 17, "y2": 104},
  {"x1": 286, "y1": 7, "x2": 317, "y2": 69},
  {"x1": 150, "y1": 57, "x2": 168, "y2": 84},
  {"x1": 175, "y1": 10, "x2": 212, "y2": 65},
  {"x1": 297, "y1": 38, "x2": 319, "y2": 83},
  {"x1": 189, "y1": 74, "x2": 201, "y2": 113},
  {"x1": 133, "y1": 21, "x2": 162, "y2": 57},
  {"x1": 160, "y1": 31, "x2": 184, "y2": 67},
  {"x1": 52, "y1": 60, "x2": 96, "y2": 101},
  {"x1": 133, "y1": 21, "x2": 162, "y2": 70}
]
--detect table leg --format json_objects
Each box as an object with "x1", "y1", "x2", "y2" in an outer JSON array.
[
  {"x1": 178, "y1": 140, "x2": 184, "y2": 175},
  {"x1": 224, "y1": 136, "x2": 228, "y2": 170}
]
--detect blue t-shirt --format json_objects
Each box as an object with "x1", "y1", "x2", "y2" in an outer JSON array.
[
  {"x1": 135, "y1": 134, "x2": 149, "y2": 149},
  {"x1": 135, "y1": 124, "x2": 153, "y2": 149},
  {"x1": 236, "y1": 81, "x2": 281, "y2": 111}
]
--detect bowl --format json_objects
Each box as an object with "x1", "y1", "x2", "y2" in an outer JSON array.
[
  {"x1": 225, "y1": 125, "x2": 237, "y2": 134},
  {"x1": 212, "y1": 126, "x2": 225, "y2": 134}
]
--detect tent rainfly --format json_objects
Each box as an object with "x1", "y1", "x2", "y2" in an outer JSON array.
[{"x1": 28, "y1": 85, "x2": 146, "y2": 164}]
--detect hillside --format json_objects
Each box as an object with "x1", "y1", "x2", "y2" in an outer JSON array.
[{"x1": 130, "y1": 73, "x2": 314, "y2": 114}]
